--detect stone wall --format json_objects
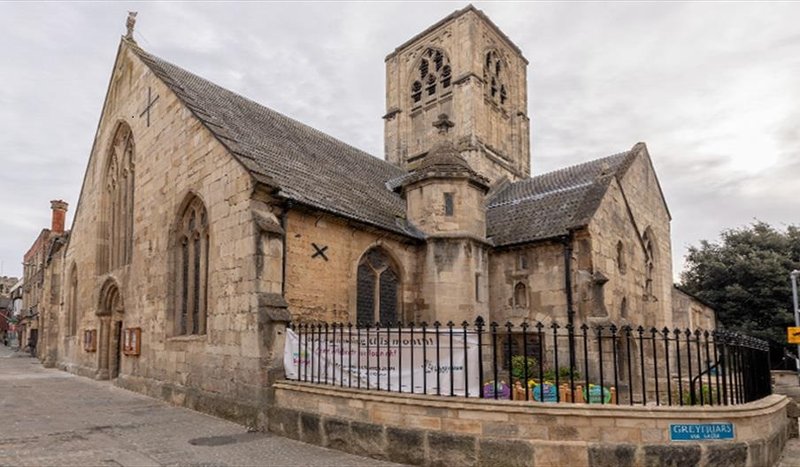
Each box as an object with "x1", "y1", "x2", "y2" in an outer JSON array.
[
  {"x1": 672, "y1": 287, "x2": 716, "y2": 331},
  {"x1": 56, "y1": 40, "x2": 270, "y2": 424},
  {"x1": 612, "y1": 147, "x2": 674, "y2": 328},
  {"x1": 283, "y1": 208, "x2": 420, "y2": 324},
  {"x1": 270, "y1": 381, "x2": 791, "y2": 467}
]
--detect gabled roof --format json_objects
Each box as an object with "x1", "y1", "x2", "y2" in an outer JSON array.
[
  {"x1": 128, "y1": 42, "x2": 656, "y2": 249},
  {"x1": 486, "y1": 149, "x2": 638, "y2": 247},
  {"x1": 131, "y1": 45, "x2": 424, "y2": 240}
]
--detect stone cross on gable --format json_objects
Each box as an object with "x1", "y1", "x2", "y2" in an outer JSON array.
[{"x1": 125, "y1": 11, "x2": 138, "y2": 42}]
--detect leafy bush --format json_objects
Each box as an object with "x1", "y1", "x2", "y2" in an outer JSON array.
[
  {"x1": 511, "y1": 355, "x2": 537, "y2": 382},
  {"x1": 543, "y1": 366, "x2": 581, "y2": 382},
  {"x1": 682, "y1": 384, "x2": 716, "y2": 405}
]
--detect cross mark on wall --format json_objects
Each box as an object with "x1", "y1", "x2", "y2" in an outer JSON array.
[
  {"x1": 311, "y1": 243, "x2": 329, "y2": 261},
  {"x1": 139, "y1": 87, "x2": 159, "y2": 127}
]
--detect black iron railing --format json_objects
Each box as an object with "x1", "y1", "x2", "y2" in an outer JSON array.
[{"x1": 284, "y1": 318, "x2": 771, "y2": 406}]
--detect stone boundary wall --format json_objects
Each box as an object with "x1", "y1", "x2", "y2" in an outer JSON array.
[{"x1": 270, "y1": 381, "x2": 791, "y2": 467}]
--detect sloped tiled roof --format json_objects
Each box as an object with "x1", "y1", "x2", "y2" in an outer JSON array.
[
  {"x1": 131, "y1": 46, "x2": 424, "y2": 240},
  {"x1": 486, "y1": 151, "x2": 638, "y2": 247},
  {"x1": 130, "y1": 43, "x2": 641, "y2": 249}
]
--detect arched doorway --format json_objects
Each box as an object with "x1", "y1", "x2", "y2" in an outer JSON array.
[{"x1": 97, "y1": 279, "x2": 124, "y2": 380}]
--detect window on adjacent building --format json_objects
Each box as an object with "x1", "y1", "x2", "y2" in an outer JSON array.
[
  {"x1": 444, "y1": 193, "x2": 454, "y2": 216},
  {"x1": 356, "y1": 247, "x2": 400, "y2": 326},
  {"x1": 518, "y1": 254, "x2": 528, "y2": 270},
  {"x1": 174, "y1": 194, "x2": 209, "y2": 336}
]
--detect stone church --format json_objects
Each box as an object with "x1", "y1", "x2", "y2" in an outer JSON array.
[{"x1": 40, "y1": 6, "x2": 712, "y2": 422}]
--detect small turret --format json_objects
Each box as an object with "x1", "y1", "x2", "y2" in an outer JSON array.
[{"x1": 397, "y1": 114, "x2": 489, "y2": 240}]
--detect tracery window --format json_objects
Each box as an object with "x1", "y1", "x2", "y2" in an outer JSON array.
[
  {"x1": 175, "y1": 195, "x2": 209, "y2": 335},
  {"x1": 100, "y1": 123, "x2": 135, "y2": 273},
  {"x1": 356, "y1": 248, "x2": 400, "y2": 326},
  {"x1": 484, "y1": 50, "x2": 508, "y2": 105},
  {"x1": 411, "y1": 48, "x2": 452, "y2": 104}
]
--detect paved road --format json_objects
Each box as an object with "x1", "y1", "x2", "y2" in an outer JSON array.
[{"x1": 0, "y1": 346, "x2": 395, "y2": 466}]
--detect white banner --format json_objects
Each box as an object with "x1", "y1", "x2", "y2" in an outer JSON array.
[{"x1": 284, "y1": 327, "x2": 481, "y2": 397}]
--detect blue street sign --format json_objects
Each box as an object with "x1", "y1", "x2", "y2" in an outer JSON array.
[{"x1": 669, "y1": 423, "x2": 735, "y2": 441}]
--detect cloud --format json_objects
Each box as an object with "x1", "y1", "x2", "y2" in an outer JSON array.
[{"x1": 0, "y1": 2, "x2": 797, "y2": 280}]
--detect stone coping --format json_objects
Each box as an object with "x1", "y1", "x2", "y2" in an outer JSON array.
[{"x1": 274, "y1": 381, "x2": 789, "y2": 420}]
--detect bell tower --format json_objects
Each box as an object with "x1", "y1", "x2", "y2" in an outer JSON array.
[{"x1": 383, "y1": 5, "x2": 531, "y2": 183}]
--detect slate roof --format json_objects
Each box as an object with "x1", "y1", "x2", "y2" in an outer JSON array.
[
  {"x1": 486, "y1": 150, "x2": 638, "y2": 247},
  {"x1": 131, "y1": 46, "x2": 424, "y2": 240},
  {"x1": 131, "y1": 43, "x2": 640, "y2": 249}
]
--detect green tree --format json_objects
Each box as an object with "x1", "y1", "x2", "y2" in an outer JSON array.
[{"x1": 680, "y1": 221, "x2": 800, "y2": 347}]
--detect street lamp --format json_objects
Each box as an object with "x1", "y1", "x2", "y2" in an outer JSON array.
[{"x1": 791, "y1": 270, "x2": 800, "y2": 372}]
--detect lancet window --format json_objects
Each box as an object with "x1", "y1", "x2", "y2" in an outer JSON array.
[
  {"x1": 68, "y1": 264, "x2": 78, "y2": 336},
  {"x1": 643, "y1": 229, "x2": 655, "y2": 298},
  {"x1": 174, "y1": 195, "x2": 209, "y2": 335}
]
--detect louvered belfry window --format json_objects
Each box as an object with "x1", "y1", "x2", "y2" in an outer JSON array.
[
  {"x1": 356, "y1": 248, "x2": 400, "y2": 326},
  {"x1": 484, "y1": 50, "x2": 508, "y2": 106},
  {"x1": 176, "y1": 195, "x2": 209, "y2": 335},
  {"x1": 411, "y1": 48, "x2": 452, "y2": 104}
]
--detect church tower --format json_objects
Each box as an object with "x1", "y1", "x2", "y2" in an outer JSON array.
[{"x1": 383, "y1": 5, "x2": 531, "y2": 183}]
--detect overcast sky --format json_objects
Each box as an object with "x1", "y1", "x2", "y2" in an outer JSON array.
[{"x1": 1, "y1": 2, "x2": 798, "y2": 280}]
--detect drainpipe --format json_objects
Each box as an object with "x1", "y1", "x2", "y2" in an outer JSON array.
[
  {"x1": 562, "y1": 232, "x2": 576, "y2": 373},
  {"x1": 280, "y1": 202, "x2": 291, "y2": 296},
  {"x1": 791, "y1": 270, "x2": 800, "y2": 373}
]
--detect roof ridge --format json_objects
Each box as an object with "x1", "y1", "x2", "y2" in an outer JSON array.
[{"x1": 530, "y1": 149, "x2": 634, "y2": 182}]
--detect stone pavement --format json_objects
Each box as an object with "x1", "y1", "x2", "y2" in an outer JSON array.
[
  {"x1": 777, "y1": 382, "x2": 800, "y2": 467},
  {"x1": 0, "y1": 346, "x2": 400, "y2": 466}
]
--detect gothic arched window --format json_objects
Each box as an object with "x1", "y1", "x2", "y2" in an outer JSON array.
[
  {"x1": 513, "y1": 282, "x2": 528, "y2": 308},
  {"x1": 356, "y1": 248, "x2": 400, "y2": 326},
  {"x1": 100, "y1": 123, "x2": 135, "y2": 273},
  {"x1": 643, "y1": 229, "x2": 655, "y2": 298},
  {"x1": 617, "y1": 241, "x2": 627, "y2": 275},
  {"x1": 174, "y1": 195, "x2": 209, "y2": 335},
  {"x1": 484, "y1": 50, "x2": 509, "y2": 105},
  {"x1": 411, "y1": 48, "x2": 451, "y2": 104},
  {"x1": 68, "y1": 264, "x2": 78, "y2": 336}
]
